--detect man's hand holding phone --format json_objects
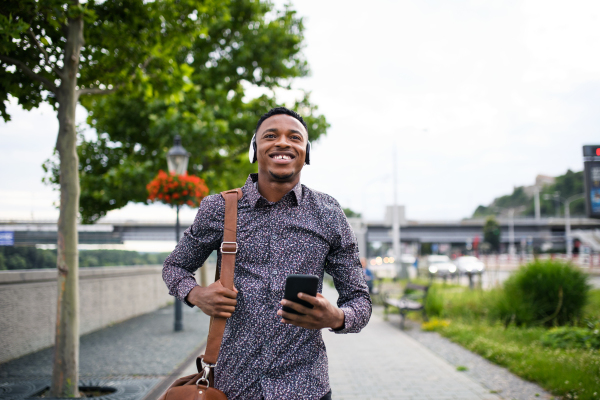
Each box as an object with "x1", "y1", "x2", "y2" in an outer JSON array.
[{"x1": 277, "y1": 274, "x2": 345, "y2": 330}]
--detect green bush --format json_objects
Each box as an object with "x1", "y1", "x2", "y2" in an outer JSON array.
[
  {"x1": 499, "y1": 260, "x2": 590, "y2": 327},
  {"x1": 541, "y1": 324, "x2": 600, "y2": 350},
  {"x1": 425, "y1": 285, "x2": 444, "y2": 317},
  {"x1": 441, "y1": 287, "x2": 506, "y2": 322}
]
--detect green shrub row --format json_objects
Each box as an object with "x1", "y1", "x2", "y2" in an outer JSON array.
[
  {"x1": 426, "y1": 259, "x2": 592, "y2": 328},
  {"x1": 0, "y1": 247, "x2": 170, "y2": 270}
]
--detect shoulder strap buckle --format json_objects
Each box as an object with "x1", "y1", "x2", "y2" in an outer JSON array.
[{"x1": 220, "y1": 241, "x2": 238, "y2": 254}]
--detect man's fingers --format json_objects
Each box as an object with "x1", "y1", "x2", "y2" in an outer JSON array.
[
  {"x1": 279, "y1": 310, "x2": 308, "y2": 324},
  {"x1": 212, "y1": 280, "x2": 237, "y2": 298},
  {"x1": 297, "y1": 292, "x2": 322, "y2": 306},
  {"x1": 216, "y1": 305, "x2": 236, "y2": 313},
  {"x1": 216, "y1": 311, "x2": 233, "y2": 318},
  {"x1": 221, "y1": 288, "x2": 238, "y2": 298},
  {"x1": 280, "y1": 300, "x2": 315, "y2": 317},
  {"x1": 217, "y1": 297, "x2": 237, "y2": 306}
]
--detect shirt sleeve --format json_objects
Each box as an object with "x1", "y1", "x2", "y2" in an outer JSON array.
[
  {"x1": 162, "y1": 194, "x2": 225, "y2": 307},
  {"x1": 323, "y1": 203, "x2": 372, "y2": 334}
]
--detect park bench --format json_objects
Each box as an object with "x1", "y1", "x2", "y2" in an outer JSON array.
[{"x1": 383, "y1": 283, "x2": 429, "y2": 330}]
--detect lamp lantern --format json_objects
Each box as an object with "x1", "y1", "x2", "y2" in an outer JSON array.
[{"x1": 167, "y1": 135, "x2": 190, "y2": 175}]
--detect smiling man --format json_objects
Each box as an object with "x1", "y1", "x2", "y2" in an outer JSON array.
[{"x1": 163, "y1": 107, "x2": 372, "y2": 400}]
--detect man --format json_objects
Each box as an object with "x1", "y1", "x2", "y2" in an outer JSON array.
[{"x1": 163, "y1": 107, "x2": 371, "y2": 400}]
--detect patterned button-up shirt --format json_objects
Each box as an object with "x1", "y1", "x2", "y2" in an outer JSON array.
[{"x1": 163, "y1": 174, "x2": 371, "y2": 400}]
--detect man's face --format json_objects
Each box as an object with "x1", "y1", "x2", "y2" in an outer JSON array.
[{"x1": 256, "y1": 114, "x2": 307, "y2": 182}]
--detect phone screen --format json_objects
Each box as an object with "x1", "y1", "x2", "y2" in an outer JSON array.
[{"x1": 282, "y1": 274, "x2": 319, "y2": 315}]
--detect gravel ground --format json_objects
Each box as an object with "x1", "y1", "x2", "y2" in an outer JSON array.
[
  {"x1": 0, "y1": 303, "x2": 210, "y2": 379},
  {"x1": 381, "y1": 308, "x2": 555, "y2": 400}
]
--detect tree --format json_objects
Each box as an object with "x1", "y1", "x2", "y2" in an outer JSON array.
[
  {"x1": 2, "y1": 1, "x2": 326, "y2": 394},
  {"x1": 343, "y1": 207, "x2": 362, "y2": 218},
  {"x1": 52, "y1": 0, "x2": 329, "y2": 224},
  {"x1": 483, "y1": 216, "x2": 501, "y2": 253},
  {"x1": 472, "y1": 170, "x2": 586, "y2": 219},
  {"x1": 524, "y1": 170, "x2": 586, "y2": 217}
]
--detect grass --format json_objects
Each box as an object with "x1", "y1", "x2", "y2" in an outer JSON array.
[
  {"x1": 384, "y1": 277, "x2": 600, "y2": 399},
  {"x1": 439, "y1": 320, "x2": 600, "y2": 400},
  {"x1": 584, "y1": 289, "x2": 600, "y2": 321}
]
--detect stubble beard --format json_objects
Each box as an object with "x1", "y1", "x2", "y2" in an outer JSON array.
[{"x1": 268, "y1": 170, "x2": 295, "y2": 181}]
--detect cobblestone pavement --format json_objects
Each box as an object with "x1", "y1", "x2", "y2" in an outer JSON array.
[
  {"x1": 322, "y1": 284, "x2": 501, "y2": 400},
  {"x1": 0, "y1": 303, "x2": 210, "y2": 399}
]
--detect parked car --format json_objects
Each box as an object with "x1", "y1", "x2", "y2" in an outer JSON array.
[
  {"x1": 455, "y1": 256, "x2": 485, "y2": 274},
  {"x1": 425, "y1": 255, "x2": 457, "y2": 277}
]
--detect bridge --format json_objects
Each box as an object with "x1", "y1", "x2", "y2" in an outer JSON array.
[{"x1": 2, "y1": 216, "x2": 600, "y2": 255}]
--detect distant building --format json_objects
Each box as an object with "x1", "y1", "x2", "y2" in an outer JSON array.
[{"x1": 523, "y1": 174, "x2": 556, "y2": 197}]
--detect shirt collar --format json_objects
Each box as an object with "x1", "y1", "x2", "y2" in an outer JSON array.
[{"x1": 243, "y1": 173, "x2": 303, "y2": 207}]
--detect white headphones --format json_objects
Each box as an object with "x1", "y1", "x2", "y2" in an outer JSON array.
[{"x1": 249, "y1": 134, "x2": 311, "y2": 165}]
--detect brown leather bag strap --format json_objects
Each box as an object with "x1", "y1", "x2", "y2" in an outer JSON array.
[{"x1": 200, "y1": 188, "x2": 242, "y2": 366}]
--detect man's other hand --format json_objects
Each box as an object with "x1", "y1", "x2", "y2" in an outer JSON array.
[
  {"x1": 278, "y1": 293, "x2": 345, "y2": 330},
  {"x1": 186, "y1": 280, "x2": 238, "y2": 318}
]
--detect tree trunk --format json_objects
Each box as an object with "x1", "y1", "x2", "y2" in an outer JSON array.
[{"x1": 50, "y1": 9, "x2": 84, "y2": 398}]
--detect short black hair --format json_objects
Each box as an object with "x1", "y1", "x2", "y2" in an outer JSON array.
[{"x1": 255, "y1": 107, "x2": 308, "y2": 137}]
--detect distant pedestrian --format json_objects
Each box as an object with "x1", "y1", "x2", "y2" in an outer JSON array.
[
  {"x1": 163, "y1": 107, "x2": 372, "y2": 400},
  {"x1": 361, "y1": 257, "x2": 374, "y2": 294}
]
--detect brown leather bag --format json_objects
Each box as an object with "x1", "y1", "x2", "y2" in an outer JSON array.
[{"x1": 159, "y1": 189, "x2": 242, "y2": 400}]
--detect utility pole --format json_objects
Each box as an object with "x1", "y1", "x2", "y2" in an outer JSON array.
[
  {"x1": 392, "y1": 144, "x2": 403, "y2": 278},
  {"x1": 534, "y1": 186, "x2": 541, "y2": 221},
  {"x1": 508, "y1": 209, "x2": 516, "y2": 260}
]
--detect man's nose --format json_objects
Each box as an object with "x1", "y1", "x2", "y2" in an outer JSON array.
[{"x1": 274, "y1": 135, "x2": 291, "y2": 147}]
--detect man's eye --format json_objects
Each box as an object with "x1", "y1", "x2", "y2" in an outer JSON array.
[{"x1": 291, "y1": 135, "x2": 302, "y2": 140}]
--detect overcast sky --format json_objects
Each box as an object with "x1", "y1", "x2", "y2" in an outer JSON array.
[{"x1": 2, "y1": 0, "x2": 600, "y2": 229}]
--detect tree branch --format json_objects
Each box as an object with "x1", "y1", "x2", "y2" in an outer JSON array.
[
  {"x1": 77, "y1": 56, "x2": 153, "y2": 98},
  {"x1": 0, "y1": 55, "x2": 57, "y2": 93},
  {"x1": 28, "y1": 28, "x2": 64, "y2": 79},
  {"x1": 77, "y1": 87, "x2": 118, "y2": 96}
]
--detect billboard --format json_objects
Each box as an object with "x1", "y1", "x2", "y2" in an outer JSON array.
[
  {"x1": 0, "y1": 231, "x2": 14, "y2": 246},
  {"x1": 583, "y1": 145, "x2": 600, "y2": 219}
]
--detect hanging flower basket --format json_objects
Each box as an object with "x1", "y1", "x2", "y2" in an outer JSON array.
[{"x1": 147, "y1": 170, "x2": 209, "y2": 207}]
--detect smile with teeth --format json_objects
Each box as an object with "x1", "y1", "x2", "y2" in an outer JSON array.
[{"x1": 272, "y1": 155, "x2": 293, "y2": 160}]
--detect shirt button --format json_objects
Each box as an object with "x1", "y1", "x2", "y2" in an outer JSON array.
[
  {"x1": 271, "y1": 234, "x2": 277, "y2": 240},
  {"x1": 271, "y1": 270, "x2": 278, "y2": 275}
]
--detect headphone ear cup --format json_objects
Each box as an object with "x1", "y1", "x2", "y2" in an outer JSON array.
[
  {"x1": 249, "y1": 135, "x2": 257, "y2": 163},
  {"x1": 305, "y1": 141, "x2": 311, "y2": 165}
]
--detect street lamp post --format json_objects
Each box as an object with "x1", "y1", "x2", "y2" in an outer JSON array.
[
  {"x1": 553, "y1": 191, "x2": 561, "y2": 217},
  {"x1": 167, "y1": 135, "x2": 190, "y2": 332},
  {"x1": 544, "y1": 192, "x2": 585, "y2": 259},
  {"x1": 565, "y1": 193, "x2": 585, "y2": 259},
  {"x1": 508, "y1": 209, "x2": 516, "y2": 261}
]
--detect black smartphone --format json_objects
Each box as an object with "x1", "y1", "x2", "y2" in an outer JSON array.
[{"x1": 282, "y1": 274, "x2": 319, "y2": 316}]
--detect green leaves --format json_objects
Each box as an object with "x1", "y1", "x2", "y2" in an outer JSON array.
[
  {"x1": 483, "y1": 216, "x2": 501, "y2": 252},
  {"x1": 501, "y1": 260, "x2": 590, "y2": 327},
  {"x1": 2, "y1": 0, "x2": 329, "y2": 223},
  {"x1": 73, "y1": 0, "x2": 329, "y2": 223},
  {"x1": 0, "y1": 13, "x2": 29, "y2": 42}
]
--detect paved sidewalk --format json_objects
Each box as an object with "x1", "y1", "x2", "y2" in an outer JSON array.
[
  {"x1": 322, "y1": 284, "x2": 501, "y2": 400},
  {"x1": 0, "y1": 303, "x2": 210, "y2": 400},
  {"x1": 1, "y1": 282, "x2": 549, "y2": 400}
]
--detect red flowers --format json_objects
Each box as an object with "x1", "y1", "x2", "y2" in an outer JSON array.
[{"x1": 147, "y1": 170, "x2": 209, "y2": 207}]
